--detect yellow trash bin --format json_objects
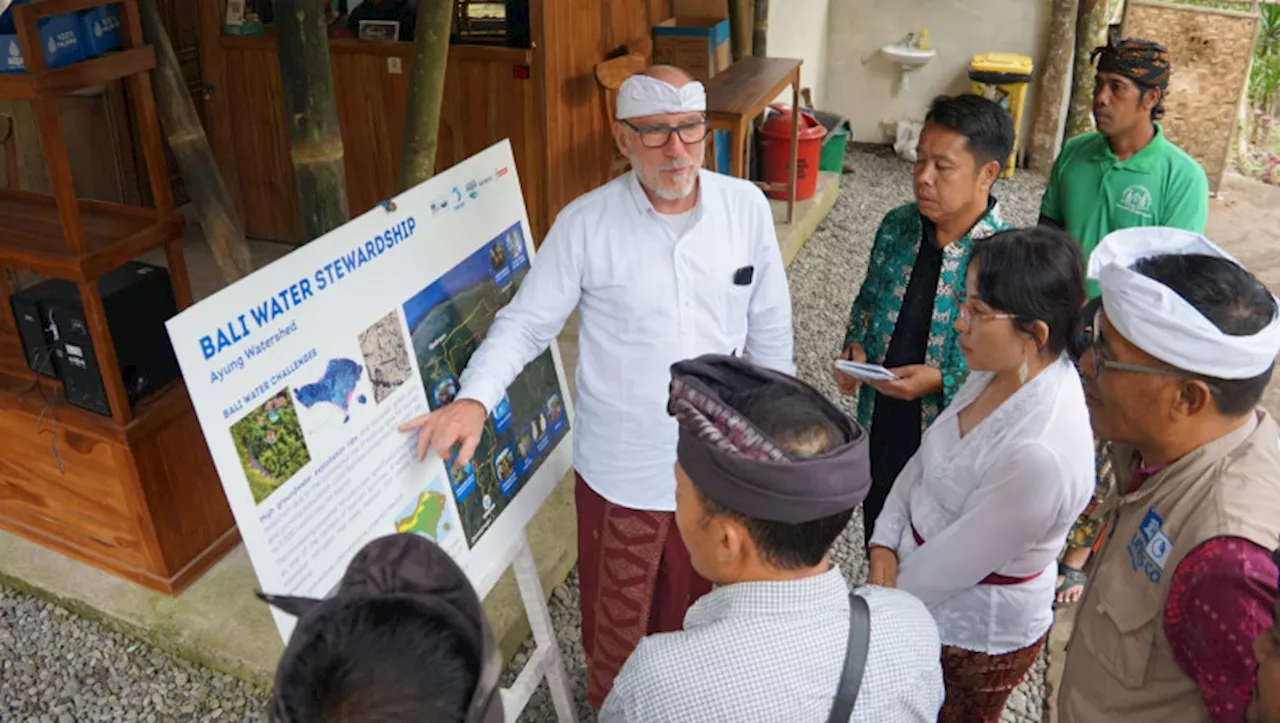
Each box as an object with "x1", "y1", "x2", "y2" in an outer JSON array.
[{"x1": 969, "y1": 52, "x2": 1034, "y2": 179}]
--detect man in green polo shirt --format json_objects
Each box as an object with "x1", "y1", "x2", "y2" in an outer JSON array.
[
  {"x1": 1040, "y1": 32, "x2": 1209, "y2": 300},
  {"x1": 1039, "y1": 31, "x2": 1210, "y2": 608}
]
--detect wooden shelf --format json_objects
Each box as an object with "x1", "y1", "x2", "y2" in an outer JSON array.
[
  {"x1": 0, "y1": 361, "x2": 191, "y2": 444},
  {"x1": 0, "y1": 0, "x2": 236, "y2": 597},
  {"x1": 0, "y1": 189, "x2": 184, "y2": 280},
  {"x1": 0, "y1": 47, "x2": 157, "y2": 101}
]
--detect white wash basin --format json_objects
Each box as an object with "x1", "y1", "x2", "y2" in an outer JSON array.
[{"x1": 881, "y1": 43, "x2": 936, "y2": 92}]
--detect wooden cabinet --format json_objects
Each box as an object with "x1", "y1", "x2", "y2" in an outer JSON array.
[
  {"x1": 0, "y1": 0, "x2": 236, "y2": 595},
  {"x1": 196, "y1": 0, "x2": 673, "y2": 245}
]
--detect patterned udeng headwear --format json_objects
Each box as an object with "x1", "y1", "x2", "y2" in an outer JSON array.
[
  {"x1": 668, "y1": 354, "x2": 871, "y2": 524},
  {"x1": 1091, "y1": 27, "x2": 1171, "y2": 90}
]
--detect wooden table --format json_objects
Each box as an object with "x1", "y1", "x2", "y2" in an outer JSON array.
[{"x1": 705, "y1": 57, "x2": 803, "y2": 223}]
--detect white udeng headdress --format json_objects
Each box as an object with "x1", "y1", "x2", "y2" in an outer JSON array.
[
  {"x1": 616, "y1": 74, "x2": 706, "y2": 120},
  {"x1": 1089, "y1": 226, "x2": 1280, "y2": 380}
]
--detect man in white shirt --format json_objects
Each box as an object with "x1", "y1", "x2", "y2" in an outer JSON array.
[
  {"x1": 599, "y1": 354, "x2": 943, "y2": 722},
  {"x1": 400, "y1": 65, "x2": 795, "y2": 707}
]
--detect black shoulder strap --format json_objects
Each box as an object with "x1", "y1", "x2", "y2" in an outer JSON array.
[{"x1": 827, "y1": 591, "x2": 871, "y2": 723}]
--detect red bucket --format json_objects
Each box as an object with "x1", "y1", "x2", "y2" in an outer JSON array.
[{"x1": 758, "y1": 104, "x2": 827, "y2": 201}]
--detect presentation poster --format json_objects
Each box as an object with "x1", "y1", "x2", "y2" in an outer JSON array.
[{"x1": 165, "y1": 141, "x2": 574, "y2": 640}]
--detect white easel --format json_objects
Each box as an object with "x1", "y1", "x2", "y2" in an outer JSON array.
[{"x1": 473, "y1": 530, "x2": 576, "y2": 723}]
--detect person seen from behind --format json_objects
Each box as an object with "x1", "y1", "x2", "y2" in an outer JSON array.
[
  {"x1": 260, "y1": 533, "x2": 503, "y2": 723},
  {"x1": 601, "y1": 354, "x2": 944, "y2": 722}
]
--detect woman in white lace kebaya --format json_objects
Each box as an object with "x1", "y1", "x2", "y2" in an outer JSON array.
[{"x1": 868, "y1": 226, "x2": 1095, "y2": 722}]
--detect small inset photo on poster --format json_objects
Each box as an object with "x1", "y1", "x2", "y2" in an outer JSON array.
[
  {"x1": 488, "y1": 237, "x2": 512, "y2": 288},
  {"x1": 358, "y1": 310, "x2": 414, "y2": 405},
  {"x1": 532, "y1": 410, "x2": 550, "y2": 455},
  {"x1": 230, "y1": 388, "x2": 312, "y2": 505},
  {"x1": 546, "y1": 392, "x2": 566, "y2": 436},
  {"x1": 492, "y1": 394, "x2": 514, "y2": 433},
  {"x1": 503, "y1": 223, "x2": 529, "y2": 274},
  {"x1": 394, "y1": 476, "x2": 459, "y2": 547},
  {"x1": 515, "y1": 424, "x2": 536, "y2": 476},
  {"x1": 447, "y1": 453, "x2": 478, "y2": 502},
  {"x1": 294, "y1": 357, "x2": 369, "y2": 425},
  {"x1": 430, "y1": 374, "x2": 459, "y2": 410},
  {"x1": 494, "y1": 446, "x2": 520, "y2": 497}
]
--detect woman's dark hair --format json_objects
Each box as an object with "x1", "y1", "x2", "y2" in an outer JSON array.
[
  {"x1": 925, "y1": 94, "x2": 1016, "y2": 172},
  {"x1": 971, "y1": 226, "x2": 1087, "y2": 358},
  {"x1": 273, "y1": 598, "x2": 477, "y2": 723}
]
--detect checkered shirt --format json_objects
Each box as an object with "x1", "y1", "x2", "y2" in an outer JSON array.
[{"x1": 598, "y1": 566, "x2": 944, "y2": 722}]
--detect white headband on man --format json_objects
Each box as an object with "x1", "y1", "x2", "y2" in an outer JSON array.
[
  {"x1": 616, "y1": 74, "x2": 706, "y2": 120},
  {"x1": 1089, "y1": 226, "x2": 1280, "y2": 380}
]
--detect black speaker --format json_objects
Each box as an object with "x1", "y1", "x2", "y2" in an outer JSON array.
[
  {"x1": 9, "y1": 282, "x2": 61, "y2": 378},
  {"x1": 10, "y1": 262, "x2": 182, "y2": 416}
]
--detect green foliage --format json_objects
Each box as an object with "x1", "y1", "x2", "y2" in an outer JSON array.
[
  {"x1": 1252, "y1": 5, "x2": 1280, "y2": 108},
  {"x1": 230, "y1": 389, "x2": 313, "y2": 504}
]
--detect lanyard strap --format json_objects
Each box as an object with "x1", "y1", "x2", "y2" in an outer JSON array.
[{"x1": 827, "y1": 591, "x2": 871, "y2": 722}]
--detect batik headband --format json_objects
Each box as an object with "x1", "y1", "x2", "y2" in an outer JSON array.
[
  {"x1": 668, "y1": 354, "x2": 871, "y2": 524},
  {"x1": 1091, "y1": 28, "x2": 1171, "y2": 90}
]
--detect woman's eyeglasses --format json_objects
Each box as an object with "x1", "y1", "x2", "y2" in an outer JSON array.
[{"x1": 957, "y1": 306, "x2": 1014, "y2": 325}]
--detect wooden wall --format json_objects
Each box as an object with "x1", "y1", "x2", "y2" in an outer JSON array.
[
  {"x1": 538, "y1": 0, "x2": 672, "y2": 227},
  {"x1": 208, "y1": 36, "x2": 539, "y2": 242},
  {"x1": 0, "y1": 89, "x2": 143, "y2": 205},
  {"x1": 196, "y1": 0, "x2": 672, "y2": 245}
]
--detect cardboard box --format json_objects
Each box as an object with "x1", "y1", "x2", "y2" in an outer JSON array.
[
  {"x1": 80, "y1": 5, "x2": 122, "y2": 58},
  {"x1": 652, "y1": 17, "x2": 730, "y2": 85},
  {"x1": 0, "y1": 10, "x2": 87, "y2": 73}
]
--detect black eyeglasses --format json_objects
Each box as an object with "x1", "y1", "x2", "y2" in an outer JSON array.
[{"x1": 623, "y1": 119, "x2": 710, "y2": 149}]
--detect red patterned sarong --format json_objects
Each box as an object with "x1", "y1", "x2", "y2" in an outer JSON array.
[
  {"x1": 939, "y1": 635, "x2": 1046, "y2": 723},
  {"x1": 575, "y1": 472, "x2": 712, "y2": 708}
]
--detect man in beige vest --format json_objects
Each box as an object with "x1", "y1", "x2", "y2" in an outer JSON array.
[{"x1": 1059, "y1": 227, "x2": 1280, "y2": 722}]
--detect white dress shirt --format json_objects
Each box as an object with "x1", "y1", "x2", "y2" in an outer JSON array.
[
  {"x1": 457, "y1": 169, "x2": 794, "y2": 511},
  {"x1": 598, "y1": 567, "x2": 945, "y2": 722},
  {"x1": 870, "y1": 357, "x2": 1094, "y2": 654}
]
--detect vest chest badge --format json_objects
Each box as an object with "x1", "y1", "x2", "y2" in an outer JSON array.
[{"x1": 1127, "y1": 507, "x2": 1174, "y2": 583}]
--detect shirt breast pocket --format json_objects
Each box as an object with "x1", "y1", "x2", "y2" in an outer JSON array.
[
  {"x1": 1081, "y1": 584, "x2": 1160, "y2": 689},
  {"x1": 703, "y1": 277, "x2": 752, "y2": 345}
]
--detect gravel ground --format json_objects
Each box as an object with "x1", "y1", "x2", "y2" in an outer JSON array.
[{"x1": 1, "y1": 145, "x2": 1051, "y2": 722}]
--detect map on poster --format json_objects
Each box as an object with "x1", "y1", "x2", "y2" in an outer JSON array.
[
  {"x1": 165, "y1": 140, "x2": 574, "y2": 640},
  {"x1": 402, "y1": 223, "x2": 567, "y2": 545}
]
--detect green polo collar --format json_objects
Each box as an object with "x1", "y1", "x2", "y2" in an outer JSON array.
[{"x1": 1090, "y1": 123, "x2": 1168, "y2": 174}]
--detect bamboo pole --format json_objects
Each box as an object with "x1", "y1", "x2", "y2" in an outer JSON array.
[
  {"x1": 1029, "y1": 0, "x2": 1079, "y2": 173},
  {"x1": 728, "y1": 0, "x2": 752, "y2": 61},
  {"x1": 752, "y1": 0, "x2": 768, "y2": 58},
  {"x1": 138, "y1": 0, "x2": 252, "y2": 281},
  {"x1": 399, "y1": 0, "x2": 454, "y2": 190},
  {"x1": 274, "y1": 0, "x2": 350, "y2": 241},
  {"x1": 1066, "y1": 0, "x2": 1115, "y2": 139}
]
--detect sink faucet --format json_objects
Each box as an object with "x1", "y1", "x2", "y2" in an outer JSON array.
[{"x1": 899, "y1": 32, "x2": 915, "y2": 47}]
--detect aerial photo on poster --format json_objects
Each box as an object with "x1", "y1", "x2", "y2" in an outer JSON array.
[
  {"x1": 359, "y1": 310, "x2": 416, "y2": 404},
  {"x1": 230, "y1": 388, "x2": 312, "y2": 505},
  {"x1": 402, "y1": 221, "x2": 567, "y2": 546}
]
